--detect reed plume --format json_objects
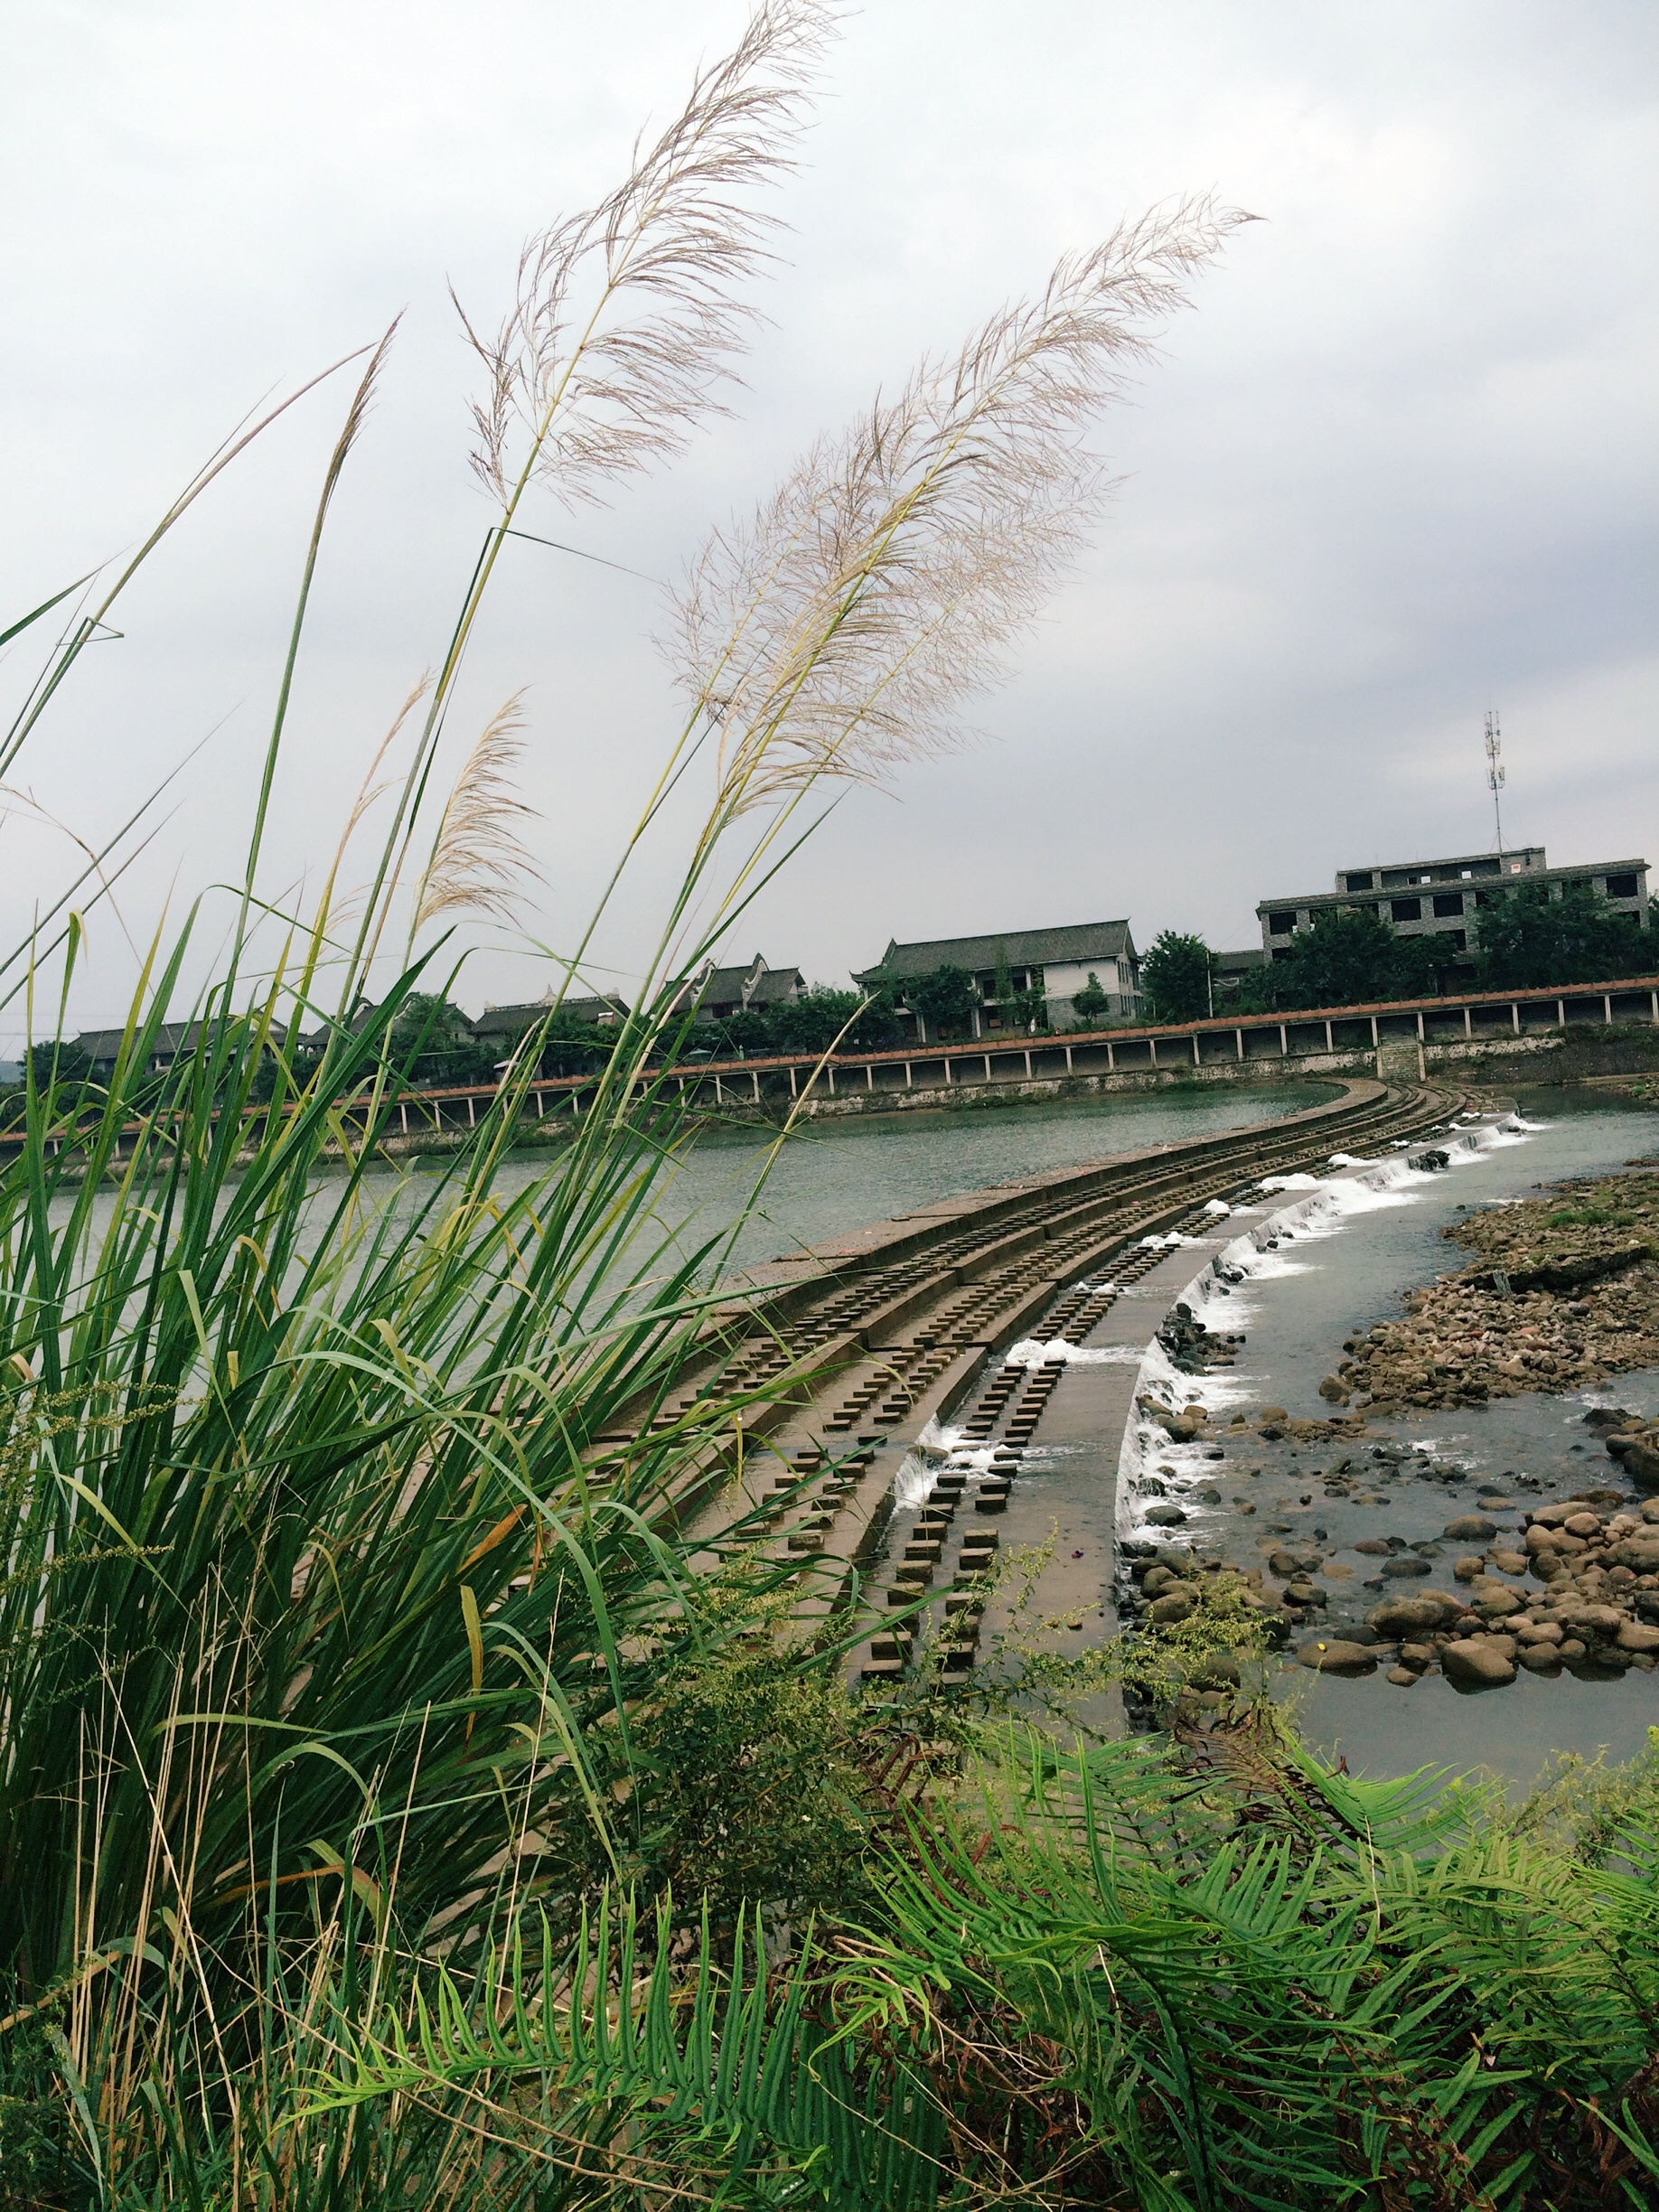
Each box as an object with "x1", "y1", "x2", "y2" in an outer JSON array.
[
  {"x1": 412, "y1": 690, "x2": 540, "y2": 933},
  {"x1": 457, "y1": 0, "x2": 838, "y2": 511},
  {"x1": 669, "y1": 197, "x2": 1253, "y2": 824}
]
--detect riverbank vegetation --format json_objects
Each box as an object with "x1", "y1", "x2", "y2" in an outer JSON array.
[{"x1": 4, "y1": 7, "x2": 1657, "y2": 2201}]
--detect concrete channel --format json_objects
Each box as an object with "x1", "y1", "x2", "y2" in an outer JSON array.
[{"x1": 595, "y1": 1075, "x2": 1467, "y2": 1690}]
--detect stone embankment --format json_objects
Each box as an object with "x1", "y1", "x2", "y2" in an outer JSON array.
[{"x1": 1329, "y1": 1167, "x2": 1659, "y2": 1415}]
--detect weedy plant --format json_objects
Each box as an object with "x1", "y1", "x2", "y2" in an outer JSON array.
[{"x1": 13, "y1": 8, "x2": 1646, "y2": 2209}]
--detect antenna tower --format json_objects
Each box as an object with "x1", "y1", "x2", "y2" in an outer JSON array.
[{"x1": 1484, "y1": 709, "x2": 1505, "y2": 853}]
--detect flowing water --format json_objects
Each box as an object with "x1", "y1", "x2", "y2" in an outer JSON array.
[
  {"x1": 396, "y1": 1081, "x2": 1336, "y2": 1281},
  {"x1": 1118, "y1": 1090, "x2": 1659, "y2": 1786}
]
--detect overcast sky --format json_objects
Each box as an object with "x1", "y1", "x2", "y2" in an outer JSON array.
[{"x1": 3, "y1": 0, "x2": 1654, "y2": 1044}]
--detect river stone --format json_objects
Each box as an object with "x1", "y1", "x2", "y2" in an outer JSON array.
[
  {"x1": 1147, "y1": 1590, "x2": 1196, "y2": 1625},
  {"x1": 1145, "y1": 1504, "x2": 1187, "y2": 1526},
  {"x1": 1441, "y1": 1640, "x2": 1516, "y2": 1689},
  {"x1": 1616, "y1": 1621, "x2": 1659, "y2": 1653},
  {"x1": 1518, "y1": 1645, "x2": 1562, "y2": 1673},
  {"x1": 1617, "y1": 1439, "x2": 1659, "y2": 1491},
  {"x1": 1269, "y1": 1546, "x2": 1322, "y2": 1578},
  {"x1": 1444, "y1": 1515, "x2": 1498, "y2": 1541},
  {"x1": 1296, "y1": 1639, "x2": 1377, "y2": 1673},
  {"x1": 1490, "y1": 1550, "x2": 1530, "y2": 1575},
  {"x1": 1469, "y1": 1580, "x2": 1525, "y2": 1618},
  {"x1": 1452, "y1": 1557, "x2": 1484, "y2": 1582},
  {"x1": 1567, "y1": 1602, "x2": 1626, "y2": 1637},
  {"x1": 1141, "y1": 1565, "x2": 1179, "y2": 1597},
  {"x1": 1368, "y1": 1593, "x2": 1455, "y2": 1637},
  {"x1": 1354, "y1": 1538, "x2": 1392, "y2": 1555},
  {"x1": 1381, "y1": 1556, "x2": 1432, "y2": 1578}
]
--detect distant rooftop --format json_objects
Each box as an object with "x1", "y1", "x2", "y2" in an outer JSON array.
[{"x1": 855, "y1": 920, "x2": 1134, "y2": 980}]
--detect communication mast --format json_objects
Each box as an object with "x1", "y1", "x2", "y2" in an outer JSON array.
[{"x1": 1484, "y1": 709, "x2": 1505, "y2": 853}]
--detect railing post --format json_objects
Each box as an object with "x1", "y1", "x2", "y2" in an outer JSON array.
[
  {"x1": 1235, "y1": 1027, "x2": 1244, "y2": 1059},
  {"x1": 1464, "y1": 1007, "x2": 1473, "y2": 1037},
  {"x1": 1279, "y1": 1024, "x2": 1288, "y2": 1054}
]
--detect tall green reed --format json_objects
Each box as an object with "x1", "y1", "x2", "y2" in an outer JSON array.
[{"x1": 0, "y1": 5, "x2": 1248, "y2": 2198}]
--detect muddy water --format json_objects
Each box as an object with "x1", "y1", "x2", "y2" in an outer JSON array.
[{"x1": 1123, "y1": 1091, "x2": 1659, "y2": 1784}]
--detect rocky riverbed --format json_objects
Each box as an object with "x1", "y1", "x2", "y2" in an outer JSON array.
[
  {"x1": 1121, "y1": 1158, "x2": 1659, "y2": 1700},
  {"x1": 1333, "y1": 1164, "x2": 1659, "y2": 1417}
]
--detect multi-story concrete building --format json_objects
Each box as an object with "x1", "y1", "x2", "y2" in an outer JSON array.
[
  {"x1": 1255, "y1": 847, "x2": 1649, "y2": 964},
  {"x1": 854, "y1": 921, "x2": 1141, "y2": 1039}
]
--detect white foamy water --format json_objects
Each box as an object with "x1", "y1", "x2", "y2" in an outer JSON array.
[
  {"x1": 1005, "y1": 1336, "x2": 1147, "y2": 1367},
  {"x1": 1113, "y1": 1111, "x2": 1540, "y2": 1547}
]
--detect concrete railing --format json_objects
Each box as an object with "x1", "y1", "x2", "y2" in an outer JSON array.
[{"x1": 10, "y1": 971, "x2": 1657, "y2": 1161}]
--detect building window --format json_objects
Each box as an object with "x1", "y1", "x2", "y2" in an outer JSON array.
[
  {"x1": 1345, "y1": 870, "x2": 1373, "y2": 892},
  {"x1": 1270, "y1": 947, "x2": 1293, "y2": 963},
  {"x1": 1607, "y1": 873, "x2": 1639, "y2": 899},
  {"x1": 1447, "y1": 928, "x2": 1467, "y2": 951},
  {"x1": 1432, "y1": 892, "x2": 1465, "y2": 918},
  {"x1": 1391, "y1": 897, "x2": 1421, "y2": 923},
  {"x1": 1267, "y1": 911, "x2": 1297, "y2": 936}
]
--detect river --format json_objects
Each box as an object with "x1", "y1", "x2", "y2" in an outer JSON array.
[
  {"x1": 1131, "y1": 1088, "x2": 1659, "y2": 1786},
  {"x1": 394, "y1": 1080, "x2": 1337, "y2": 1282}
]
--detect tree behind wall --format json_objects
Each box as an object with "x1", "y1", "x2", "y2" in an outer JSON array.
[
  {"x1": 1071, "y1": 970, "x2": 1111, "y2": 1026},
  {"x1": 1475, "y1": 881, "x2": 1647, "y2": 990},
  {"x1": 1141, "y1": 931, "x2": 1214, "y2": 1023},
  {"x1": 901, "y1": 963, "x2": 978, "y2": 1041},
  {"x1": 1273, "y1": 909, "x2": 1422, "y2": 1009},
  {"x1": 767, "y1": 986, "x2": 903, "y2": 1054}
]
